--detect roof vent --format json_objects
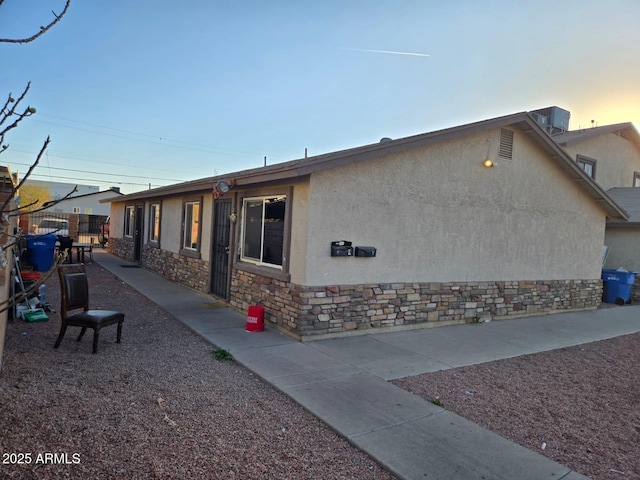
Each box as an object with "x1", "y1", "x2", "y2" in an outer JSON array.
[
  {"x1": 380, "y1": 137, "x2": 393, "y2": 144},
  {"x1": 498, "y1": 129, "x2": 514, "y2": 159}
]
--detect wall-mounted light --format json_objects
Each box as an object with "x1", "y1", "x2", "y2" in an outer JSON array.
[
  {"x1": 213, "y1": 179, "x2": 235, "y2": 198},
  {"x1": 215, "y1": 180, "x2": 230, "y2": 194},
  {"x1": 229, "y1": 211, "x2": 237, "y2": 223},
  {"x1": 483, "y1": 158, "x2": 494, "y2": 168}
]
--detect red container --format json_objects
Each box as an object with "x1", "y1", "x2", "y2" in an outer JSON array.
[
  {"x1": 246, "y1": 305, "x2": 265, "y2": 332},
  {"x1": 21, "y1": 271, "x2": 42, "y2": 281}
]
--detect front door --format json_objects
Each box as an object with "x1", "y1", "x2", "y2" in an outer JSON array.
[
  {"x1": 133, "y1": 205, "x2": 144, "y2": 262},
  {"x1": 211, "y1": 199, "x2": 232, "y2": 299}
]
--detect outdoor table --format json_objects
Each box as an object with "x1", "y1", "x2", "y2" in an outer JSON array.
[
  {"x1": 56, "y1": 242, "x2": 93, "y2": 263},
  {"x1": 71, "y1": 243, "x2": 92, "y2": 263}
]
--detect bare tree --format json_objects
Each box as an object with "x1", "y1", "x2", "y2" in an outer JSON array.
[
  {"x1": 0, "y1": 0, "x2": 73, "y2": 319},
  {"x1": 0, "y1": 0, "x2": 71, "y2": 44}
]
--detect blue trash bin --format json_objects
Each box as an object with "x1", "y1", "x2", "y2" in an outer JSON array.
[
  {"x1": 602, "y1": 269, "x2": 638, "y2": 305},
  {"x1": 24, "y1": 234, "x2": 57, "y2": 272}
]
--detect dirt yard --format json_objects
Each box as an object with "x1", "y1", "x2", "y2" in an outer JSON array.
[
  {"x1": 393, "y1": 330, "x2": 640, "y2": 480},
  {"x1": 0, "y1": 262, "x2": 396, "y2": 479}
]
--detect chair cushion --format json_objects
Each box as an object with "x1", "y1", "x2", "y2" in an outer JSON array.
[{"x1": 66, "y1": 310, "x2": 124, "y2": 328}]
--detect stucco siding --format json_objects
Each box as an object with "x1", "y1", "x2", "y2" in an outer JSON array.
[
  {"x1": 604, "y1": 228, "x2": 640, "y2": 271},
  {"x1": 110, "y1": 202, "x2": 125, "y2": 238},
  {"x1": 305, "y1": 127, "x2": 606, "y2": 285},
  {"x1": 288, "y1": 180, "x2": 310, "y2": 284},
  {"x1": 562, "y1": 133, "x2": 640, "y2": 190},
  {"x1": 200, "y1": 195, "x2": 213, "y2": 263},
  {"x1": 159, "y1": 197, "x2": 183, "y2": 253}
]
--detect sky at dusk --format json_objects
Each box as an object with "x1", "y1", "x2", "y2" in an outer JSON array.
[{"x1": 1, "y1": 1, "x2": 639, "y2": 194}]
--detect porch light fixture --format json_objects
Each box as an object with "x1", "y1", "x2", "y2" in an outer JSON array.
[
  {"x1": 213, "y1": 179, "x2": 235, "y2": 198},
  {"x1": 229, "y1": 211, "x2": 237, "y2": 223},
  {"x1": 483, "y1": 158, "x2": 494, "y2": 168},
  {"x1": 215, "y1": 180, "x2": 230, "y2": 194}
]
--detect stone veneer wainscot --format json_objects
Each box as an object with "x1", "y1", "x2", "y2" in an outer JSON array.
[
  {"x1": 109, "y1": 238, "x2": 209, "y2": 292},
  {"x1": 230, "y1": 268, "x2": 603, "y2": 338}
]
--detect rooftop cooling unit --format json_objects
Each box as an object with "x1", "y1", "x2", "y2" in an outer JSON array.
[{"x1": 530, "y1": 106, "x2": 570, "y2": 135}]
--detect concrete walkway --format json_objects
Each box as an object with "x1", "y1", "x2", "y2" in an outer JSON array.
[{"x1": 93, "y1": 250, "x2": 640, "y2": 480}]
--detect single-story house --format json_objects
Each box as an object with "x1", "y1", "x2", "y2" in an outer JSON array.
[
  {"x1": 104, "y1": 112, "x2": 628, "y2": 339},
  {"x1": 41, "y1": 188, "x2": 122, "y2": 216},
  {"x1": 19, "y1": 189, "x2": 121, "y2": 242}
]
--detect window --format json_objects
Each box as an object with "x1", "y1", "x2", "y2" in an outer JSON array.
[
  {"x1": 241, "y1": 195, "x2": 286, "y2": 267},
  {"x1": 124, "y1": 206, "x2": 135, "y2": 237},
  {"x1": 577, "y1": 155, "x2": 596, "y2": 179},
  {"x1": 182, "y1": 200, "x2": 200, "y2": 251},
  {"x1": 72, "y1": 207, "x2": 80, "y2": 214},
  {"x1": 634, "y1": 172, "x2": 640, "y2": 187},
  {"x1": 149, "y1": 203, "x2": 160, "y2": 242}
]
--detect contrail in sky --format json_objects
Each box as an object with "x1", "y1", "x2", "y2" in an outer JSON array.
[{"x1": 343, "y1": 47, "x2": 430, "y2": 57}]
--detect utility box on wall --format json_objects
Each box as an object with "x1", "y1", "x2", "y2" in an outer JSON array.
[
  {"x1": 331, "y1": 240, "x2": 353, "y2": 257},
  {"x1": 355, "y1": 246, "x2": 376, "y2": 257}
]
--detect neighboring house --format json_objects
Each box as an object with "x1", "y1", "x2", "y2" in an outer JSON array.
[
  {"x1": 105, "y1": 112, "x2": 628, "y2": 339},
  {"x1": 24, "y1": 180, "x2": 99, "y2": 201},
  {"x1": 601, "y1": 188, "x2": 640, "y2": 302},
  {"x1": 21, "y1": 189, "x2": 122, "y2": 242},
  {"x1": 552, "y1": 122, "x2": 640, "y2": 190},
  {"x1": 604, "y1": 187, "x2": 640, "y2": 264},
  {"x1": 41, "y1": 188, "x2": 122, "y2": 216},
  {"x1": 550, "y1": 121, "x2": 640, "y2": 300}
]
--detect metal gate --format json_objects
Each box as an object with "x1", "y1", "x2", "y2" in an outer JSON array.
[{"x1": 211, "y1": 199, "x2": 232, "y2": 299}]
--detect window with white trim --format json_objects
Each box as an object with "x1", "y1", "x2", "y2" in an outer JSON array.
[
  {"x1": 149, "y1": 203, "x2": 160, "y2": 242},
  {"x1": 124, "y1": 206, "x2": 135, "y2": 237},
  {"x1": 577, "y1": 155, "x2": 596, "y2": 179},
  {"x1": 182, "y1": 200, "x2": 200, "y2": 251},
  {"x1": 241, "y1": 195, "x2": 286, "y2": 267}
]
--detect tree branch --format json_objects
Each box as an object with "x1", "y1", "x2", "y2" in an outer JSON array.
[
  {"x1": 0, "y1": 0, "x2": 71, "y2": 44},
  {"x1": 8, "y1": 184, "x2": 78, "y2": 218},
  {"x1": 0, "y1": 136, "x2": 50, "y2": 214},
  {"x1": 0, "y1": 83, "x2": 35, "y2": 154},
  {"x1": 0, "y1": 82, "x2": 31, "y2": 129}
]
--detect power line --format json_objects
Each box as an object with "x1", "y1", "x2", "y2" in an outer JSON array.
[
  {"x1": 34, "y1": 114, "x2": 261, "y2": 156},
  {"x1": 8, "y1": 160, "x2": 189, "y2": 183},
  {"x1": 8, "y1": 146, "x2": 206, "y2": 178},
  {"x1": 26, "y1": 172, "x2": 167, "y2": 188}
]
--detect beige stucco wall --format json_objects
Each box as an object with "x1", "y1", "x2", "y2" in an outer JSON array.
[
  {"x1": 288, "y1": 180, "x2": 310, "y2": 284},
  {"x1": 303, "y1": 127, "x2": 607, "y2": 285},
  {"x1": 562, "y1": 133, "x2": 640, "y2": 190},
  {"x1": 604, "y1": 228, "x2": 640, "y2": 271},
  {"x1": 156, "y1": 197, "x2": 183, "y2": 253},
  {"x1": 111, "y1": 195, "x2": 213, "y2": 263},
  {"x1": 109, "y1": 202, "x2": 125, "y2": 238}
]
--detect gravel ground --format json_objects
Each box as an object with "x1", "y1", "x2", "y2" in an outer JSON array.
[
  {"x1": 393, "y1": 328, "x2": 640, "y2": 480},
  {"x1": 0, "y1": 262, "x2": 396, "y2": 480}
]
